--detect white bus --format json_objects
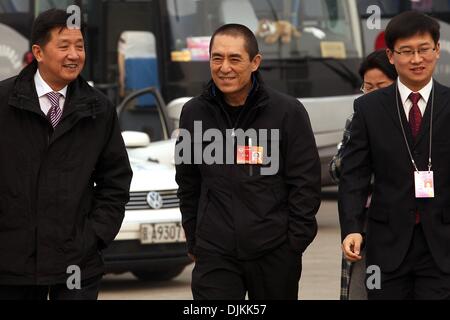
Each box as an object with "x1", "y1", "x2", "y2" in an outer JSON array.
[{"x1": 1, "y1": 0, "x2": 365, "y2": 185}]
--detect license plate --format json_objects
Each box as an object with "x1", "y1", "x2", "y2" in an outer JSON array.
[{"x1": 140, "y1": 223, "x2": 186, "y2": 244}]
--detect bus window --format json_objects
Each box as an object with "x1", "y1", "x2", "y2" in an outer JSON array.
[
  {"x1": 219, "y1": 0, "x2": 259, "y2": 31},
  {"x1": 167, "y1": 0, "x2": 362, "y2": 62},
  {"x1": 162, "y1": 0, "x2": 364, "y2": 185},
  {"x1": 0, "y1": 0, "x2": 30, "y2": 13},
  {"x1": 357, "y1": 0, "x2": 401, "y2": 16},
  {"x1": 35, "y1": 0, "x2": 77, "y2": 13}
]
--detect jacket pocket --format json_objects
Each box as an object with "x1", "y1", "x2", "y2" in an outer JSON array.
[
  {"x1": 239, "y1": 175, "x2": 285, "y2": 218},
  {"x1": 368, "y1": 207, "x2": 389, "y2": 223},
  {"x1": 0, "y1": 196, "x2": 27, "y2": 231},
  {"x1": 0, "y1": 136, "x2": 30, "y2": 199},
  {"x1": 83, "y1": 218, "x2": 99, "y2": 256},
  {"x1": 442, "y1": 208, "x2": 450, "y2": 224},
  {"x1": 64, "y1": 215, "x2": 98, "y2": 267},
  {"x1": 196, "y1": 188, "x2": 210, "y2": 232},
  {"x1": 0, "y1": 229, "x2": 27, "y2": 275},
  {"x1": 272, "y1": 183, "x2": 288, "y2": 204}
]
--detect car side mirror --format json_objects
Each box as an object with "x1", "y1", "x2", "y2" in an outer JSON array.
[{"x1": 122, "y1": 131, "x2": 151, "y2": 148}]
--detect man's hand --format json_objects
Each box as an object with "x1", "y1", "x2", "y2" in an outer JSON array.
[{"x1": 342, "y1": 233, "x2": 363, "y2": 262}]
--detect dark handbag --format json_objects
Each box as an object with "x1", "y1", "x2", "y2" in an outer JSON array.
[{"x1": 329, "y1": 113, "x2": 353, "y2": 184}]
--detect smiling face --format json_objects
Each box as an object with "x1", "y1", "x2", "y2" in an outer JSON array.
[
  {"x1": 210, "y1": 34, "x2": 261, "y2": 106},
  {"x1": 387, "y1": 32, "x2": 440, "y2": 92},
  {"x1": 32, "y1": 27, "x2": 85, "y2": 91}
]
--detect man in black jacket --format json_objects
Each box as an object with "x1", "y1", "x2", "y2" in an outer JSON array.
[
  {"x1": 175, "y1": 24, "x2": 321, "y2": 300},
  {"x1": 0, "y1": 9, "x2": 132, "y2": 300}
]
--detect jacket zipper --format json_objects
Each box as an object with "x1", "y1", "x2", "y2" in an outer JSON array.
[
  {"x1": 33, "y1": 125, "x2": 52, "y2": 284},
  {"x1": 15, "y1": 94, "x2": 52, "y2": 283},
  {"x1": 15, "y1": 94, "x2": 92, "y2": 283}
]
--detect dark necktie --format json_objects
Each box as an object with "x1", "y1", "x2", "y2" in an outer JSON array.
[
  {"x1": 46, "y1": 92, "x2": 62, "y2": 128},
  {"x1": 408, "y1": 92, "x2": 422, "y2": 139},
  {"x1": 408, "y1": 92, "x2": 422, "y2": 224}
]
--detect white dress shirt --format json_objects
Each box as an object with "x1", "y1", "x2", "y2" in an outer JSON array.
[
  {"x1": 34, "y1": 70, "x2": 68, "y2": 116},
  {"x1": 397, "y1": 77, "x2": 433, "y2": 121}
]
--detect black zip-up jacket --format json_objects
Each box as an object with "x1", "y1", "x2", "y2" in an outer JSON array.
[
  {"x1": 0, "y1": 61, "x2": 132, "y2": 285},
  {"x1": 176, "y1": 76, "x2": 321, "y2": 259}
]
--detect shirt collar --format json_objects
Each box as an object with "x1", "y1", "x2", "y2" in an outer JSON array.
[
  {"x1": 397, "y1": 77, "x2": 433, "y2": 105},
  {"x1": 34, "y1": 69, "x2": 68, "y2": 98}
]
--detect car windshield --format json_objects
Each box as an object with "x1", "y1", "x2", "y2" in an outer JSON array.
[{"x1": 167, "y1": 0, "x2": 361, "y2": 61}]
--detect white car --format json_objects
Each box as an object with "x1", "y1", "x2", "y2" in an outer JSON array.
[{"x1": 102, "y1": 131, "x2": 191, "y2": 281}]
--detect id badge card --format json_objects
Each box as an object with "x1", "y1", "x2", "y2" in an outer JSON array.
[
  {"x1": 414, "y1": 171, "x2": 435, "y2": 198},
  {"x1": 236, "y1": 146, "x2": 264, "y2": 164}
]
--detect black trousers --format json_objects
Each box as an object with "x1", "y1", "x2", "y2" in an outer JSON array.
[
  {"x1": 368, "y1": 224, "x2": 450, "y2": 300},
  {"x1": 0, "y1": 275, "x2": 102, "y2": 300},
  {"x1": 192, "y1": 241, "x2": 302, "y2": 300}
]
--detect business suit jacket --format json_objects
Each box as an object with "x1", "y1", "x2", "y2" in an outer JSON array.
[{"x1": 339, "y1": 80, "x2": 450, "y2": 273}]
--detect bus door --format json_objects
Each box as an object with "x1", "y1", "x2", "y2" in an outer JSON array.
[
  {"x1": 90, "y1": 0, "x2": 161, "y2": 99},
  {"x1": 118, "y1": 30, "x2": 160, "y2": 104}
]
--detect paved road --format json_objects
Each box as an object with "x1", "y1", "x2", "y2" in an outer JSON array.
[{"x1": 99, "y1": 196, "x2": 341, "y2": 300}]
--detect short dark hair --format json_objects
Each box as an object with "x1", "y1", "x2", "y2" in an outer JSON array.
[
  {"x1": 31, "y1": 8, "x2": 85, "y2": 47},
  {"x1": 359, "y1": 49, "x2": 398, "y2": 81},
  {"x1": 384, "y1": 11, "x2": 440, "y2": 50},
  {"x1": 209, "y1": 24, "x2": 259, "y2": 60}
]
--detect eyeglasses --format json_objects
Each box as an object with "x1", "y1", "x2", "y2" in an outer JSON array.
[
  {"x1": 393, "y1": 47, "x2": 436, "y2": 58},
  {"x1": 360, "y1": 83, "x2": 365, "y2": 93}
]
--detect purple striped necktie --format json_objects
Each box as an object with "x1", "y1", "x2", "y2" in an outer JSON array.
[
  {"x1": 46, "y1": 91, "x2": 62, "y2": 128},
  {"x1": 408, "y1": 92, "x2": 422, "y2": 224}
]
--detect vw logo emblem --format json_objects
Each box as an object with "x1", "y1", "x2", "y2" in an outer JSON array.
[{"x1": 146, "y1": 191, "x2": 163, "y2": 209}]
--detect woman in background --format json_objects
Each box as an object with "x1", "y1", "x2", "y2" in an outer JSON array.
[{"x1": 329, "y1": 49, "x2": 398, "y2": 300}]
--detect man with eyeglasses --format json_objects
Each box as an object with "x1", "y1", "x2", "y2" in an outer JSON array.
[{"x1": 339, "y1": 11, "x2": 450, "y2": 299}]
